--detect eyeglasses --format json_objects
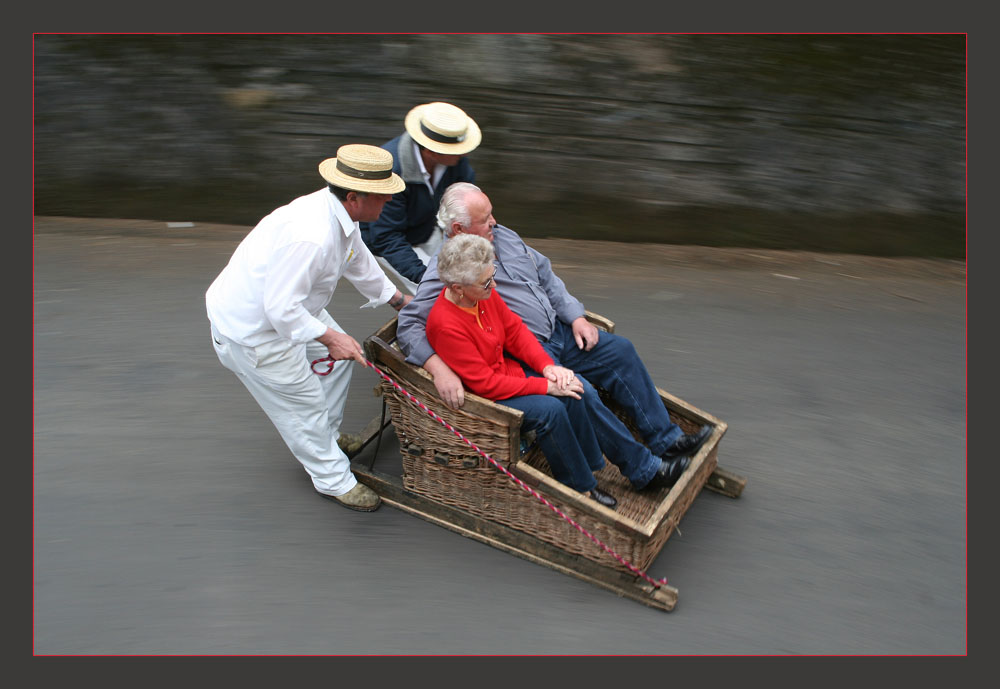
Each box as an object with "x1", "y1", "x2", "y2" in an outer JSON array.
[{"x1": 479, "y1": 268, "x2": 497, "y2": 290}]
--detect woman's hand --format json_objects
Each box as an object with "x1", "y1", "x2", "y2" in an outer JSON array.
[
  {"x1": 543, "y1": 365, "x2": 583, "y2": 399},
  {"x1": 425, "y1": 354, "x2": 465, "y2": 409},
  {"x1": 543, "y1": 364, "x2": 575, "y2": 388}
]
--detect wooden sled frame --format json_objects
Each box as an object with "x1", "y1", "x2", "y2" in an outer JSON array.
[{"x1": 351, "y1": 313, "x2": 746, "y2": 613}]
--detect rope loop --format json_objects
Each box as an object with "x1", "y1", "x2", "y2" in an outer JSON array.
[{"x1": 311, "y1": 355, "x2": 336, "y2": 376}]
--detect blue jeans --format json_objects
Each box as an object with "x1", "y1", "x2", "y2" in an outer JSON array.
[
  {"x1": 538, "y1": 321, "x2": 685, "y2": 489},
  {"x1": 502, "y1": 393, "x2": 604, "y2": 493}
]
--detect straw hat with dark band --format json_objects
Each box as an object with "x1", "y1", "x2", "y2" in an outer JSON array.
[
  {"x1": 404, "y1": 102, "x2": 482, "y2": 156},
  {"x1": 319, "y1": 144, "x2": 405, "y2": 194}
]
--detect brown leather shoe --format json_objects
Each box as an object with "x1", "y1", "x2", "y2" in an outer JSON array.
[
  {"x1": 336, "y1": 432, "x2": 364, "y2": 457},
  {"x1": 319, "y1": 483, "x2": 382, "y2": 512}
]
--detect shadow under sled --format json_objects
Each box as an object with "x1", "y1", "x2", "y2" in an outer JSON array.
[{"x1": 347, "y1": 313, "x2": 747, "y2": 613}]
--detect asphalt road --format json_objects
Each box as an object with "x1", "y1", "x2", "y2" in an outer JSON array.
[{"x1": 32, "y1": 216, "x2": 967, "y2": 655}]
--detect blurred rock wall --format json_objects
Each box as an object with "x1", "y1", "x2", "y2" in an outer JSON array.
[{"x1": 33, "y1": 34, "x2": 966, "y2": 257}]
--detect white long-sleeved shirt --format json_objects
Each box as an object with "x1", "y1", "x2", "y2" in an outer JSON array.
[{"x1": 206, "y1": 188, "x2": 396, "y2": 347}]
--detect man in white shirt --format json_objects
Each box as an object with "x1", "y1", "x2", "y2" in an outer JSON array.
[{"x1": 206, "y1": 144, "x2": 410, "y2": 512}]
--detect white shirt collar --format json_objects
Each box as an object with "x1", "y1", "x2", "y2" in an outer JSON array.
[
  {"x1": 326, "y1": 188, "x2": 358, "y2": 237},
  {"x1": 412, "y1": 140, "x2": 441, "y2": 192}
]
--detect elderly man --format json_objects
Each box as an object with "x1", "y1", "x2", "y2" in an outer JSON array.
[
  {"x1": 397, "y1": 183, "x2": 712, "y2": 492},
  {"x1": 360, "y1": 101, "x2": 481, "y2": 293},
  {"x1": 206, "y1": 144, "x2": 411, "y2": 512}
]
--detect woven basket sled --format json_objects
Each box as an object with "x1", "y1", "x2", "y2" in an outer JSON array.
[{"x1": 363, "y1": 314, "x2": 734, "y2": 582}]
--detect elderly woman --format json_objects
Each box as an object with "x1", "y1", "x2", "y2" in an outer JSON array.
[{"x1": 425, "y1": 233, "x2": 618, "y2": 508}]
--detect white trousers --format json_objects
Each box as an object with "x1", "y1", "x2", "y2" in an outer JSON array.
[
  {"x1": 376, "y1": 225, "x2": 446, "y2": 294},
  {"x1": 210, "y1": 310, "x2": 357, "y2": 496}
]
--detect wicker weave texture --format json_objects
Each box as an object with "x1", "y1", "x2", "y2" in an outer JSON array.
[
  {"x1": 380, "y1": 377, "x2": 719, "y2": 574},
  {"x1": 382, "y1": 380, "x2": 514, "y2": 467}
]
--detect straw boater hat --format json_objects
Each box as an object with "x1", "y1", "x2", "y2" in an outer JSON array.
[
  {"x1": 404, "y1": 102, "x2": 482, "y2": 156},
  {"x1": 318, "y1": 144, "x2": 405, "y2": 194}
]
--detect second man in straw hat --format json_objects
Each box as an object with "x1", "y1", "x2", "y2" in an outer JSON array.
[
  {"x1": 360, "y1": 101, "x2": 481, "y2": 294},
  {"x1": 206, "y1": 144, "x2": 411, "y2": 513}
]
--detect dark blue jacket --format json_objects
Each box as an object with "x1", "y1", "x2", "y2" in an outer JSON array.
[{"x1": 360, "y1": 133, "x2": 476, "y2": 284}]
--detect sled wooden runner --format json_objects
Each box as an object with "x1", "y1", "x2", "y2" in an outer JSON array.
[{"x1": 349, "y1": 314, "x2": 747, "y2": 612}]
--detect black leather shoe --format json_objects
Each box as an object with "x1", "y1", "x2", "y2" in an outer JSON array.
[
  {"x1": 661, "y1": 425, "x2": 713, "y2": 460},
  {"x1": 588, "y1": 487, "x2": 618, "y2": 509},
  {"x1": 643, "y1": 455, "x2": 691, "y2": 491}
]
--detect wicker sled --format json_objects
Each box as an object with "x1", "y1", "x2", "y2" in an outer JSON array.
[{"x1": 351, "y1": 313, "x2": 746, "y2": 612}]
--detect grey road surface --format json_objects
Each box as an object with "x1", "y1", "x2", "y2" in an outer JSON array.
[{"x1": 32, "y1": 216, "x2": 967, "y2": 655}]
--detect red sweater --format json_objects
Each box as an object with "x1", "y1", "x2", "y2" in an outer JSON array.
[{"x1": 426, "y1": 288, "x2": 554, "y2": 401}]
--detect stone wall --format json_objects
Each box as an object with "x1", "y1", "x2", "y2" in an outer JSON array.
[{"x1": 33, "y1": 34, "x2": 966, "y2": 257}]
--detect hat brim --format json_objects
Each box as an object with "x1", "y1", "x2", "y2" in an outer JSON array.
[
  {"x1": 405, "y1": 104, "x2": 482, "y2": 156},
  {"x1": 318, "y1": 158, "x2": 405, "y2": 194}
]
